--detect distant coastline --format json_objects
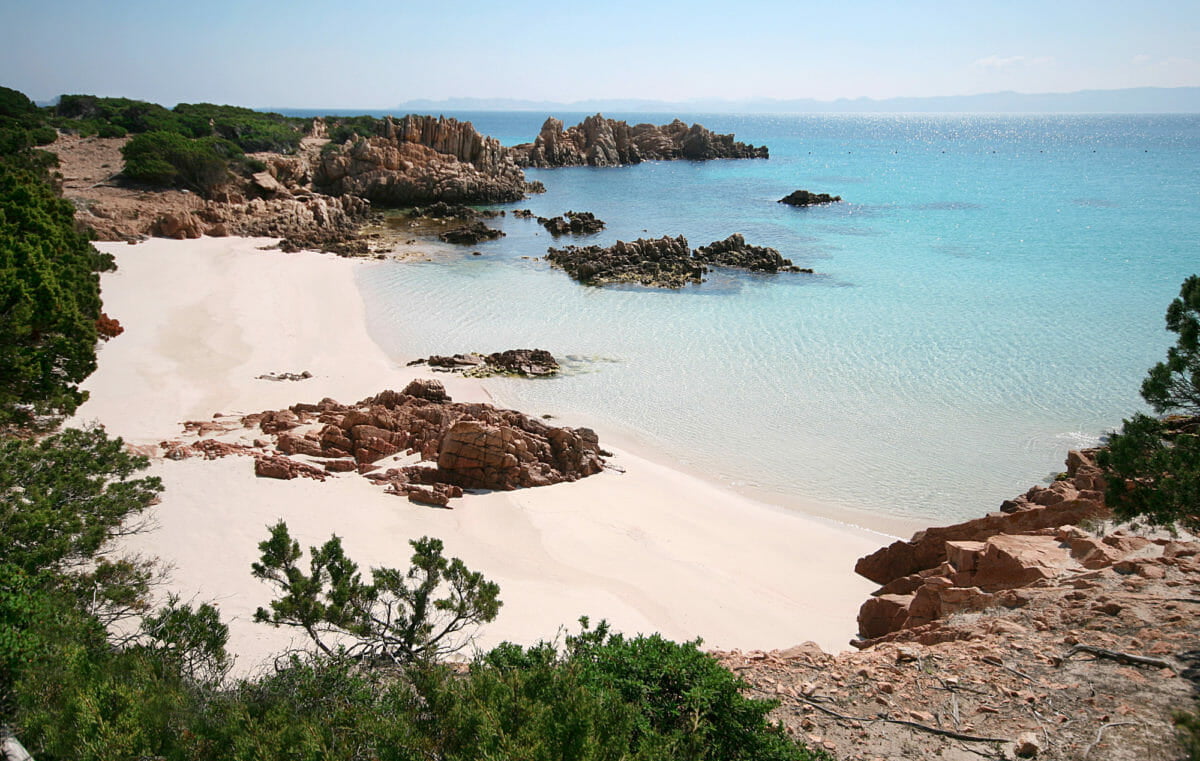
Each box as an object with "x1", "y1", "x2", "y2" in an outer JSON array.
[{"x1": 379, "y1": 86, "x2": 1200, "y2": 115}]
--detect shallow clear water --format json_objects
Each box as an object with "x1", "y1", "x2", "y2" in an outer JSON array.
[{"x1": 356, "y1": 113, "x2": 1200, "y2": 525}]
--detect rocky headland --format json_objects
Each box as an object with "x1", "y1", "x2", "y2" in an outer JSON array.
[
  {"x1": 513, "y1": 114, "x2": 769, "y2": 168},
  {"x1": 546, "y1": 234, "x2": 810, "y2": 287},
  {"x1": 52, "y1": 115, "x2": 539, "y2": 253},
  {"x1": 714, "y1": 443, "x2": 1200, "y2": 760},
  {"x1": 314, "y1": 114, "x2": 533, "y2": 206},
  {"x1": 159, "y1": 378, "x2": 605, "y2": 507}
]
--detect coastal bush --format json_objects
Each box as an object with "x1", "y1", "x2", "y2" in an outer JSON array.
[
  {"x1": 173, "y1": 102, "x2": 306, "y2": 153},
  {"x1": 1099, "y1": 274, "x2": 1200, "y2": 531},
  {"x1": 1141, "y1": 274, "x2": 1200, "y2": 416},
  {"x1": 1098, "y1": 413, "x2": 1200, "y2": 531},
  {"x1": 327, "y1": 115, "x2": 383, "y2": 144},
  {"x1": 55, "y1": 94, "x2": 185, "y2": 135},
  {"x1": 252, "y1": 521, "x2": 502, "y2": 663},
  {"x1": 0, "y1": 162, "x2": 110, "y2": 423},
  {"x1": 121, "y1": 130, "x2": 240, "y2": 195}
]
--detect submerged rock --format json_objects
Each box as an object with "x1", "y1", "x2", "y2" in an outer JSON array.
[
  {"x1": 438, "y1": 220, "x2": 504, "y2": 245},
  {"x1": 547, "y1": 234, "x2": 814, "y2": 287},
  {"x1": 408, "y1": 349, "x2": 560, "y2": 378}
]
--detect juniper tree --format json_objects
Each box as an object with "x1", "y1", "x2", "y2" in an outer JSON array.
[{"x1": 252, "y1": 521, "x2": 501, "y2": 664}]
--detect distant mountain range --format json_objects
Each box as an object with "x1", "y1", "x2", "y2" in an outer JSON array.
[{"x1": 396, "y1": 87, "x2": 1200, "y2": 114}]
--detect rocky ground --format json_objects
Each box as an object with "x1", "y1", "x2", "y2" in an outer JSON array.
[
  {"x1": 717, "y1": 448, "x2": 1200, "y2": 760},
  {"x1": 53, "y1": 132, "x2": 373, "y2": 253},
  {"x1": 51, "y1": 115, "x2": 539, "y2": 253}
]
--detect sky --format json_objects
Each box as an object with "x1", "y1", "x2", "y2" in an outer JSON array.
[{"x1": 2, "y1": 0, "x2": 1198, "y2": 108}]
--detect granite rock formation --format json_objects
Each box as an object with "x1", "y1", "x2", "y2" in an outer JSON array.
[
  {"x1": 852, "y1": 448, "x2": 1122, "y2": 644},
  {"x1": 315, "y1": 115, "x2": 529, "y2": 205},
  {"x1": 513, "y1": 114, "x2": 768, "y2": 168},
  {"x1": 163, "y1": 379, "x2": 603, "y2": 506}
]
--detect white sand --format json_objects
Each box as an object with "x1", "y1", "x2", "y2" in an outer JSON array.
[{"x1": 72, "y1": 236, "x2": 884, "y2": 674}]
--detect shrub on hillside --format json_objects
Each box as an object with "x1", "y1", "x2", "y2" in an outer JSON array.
[{"x1": 121, "y1": 131, "x2": 240, "y2": 195}]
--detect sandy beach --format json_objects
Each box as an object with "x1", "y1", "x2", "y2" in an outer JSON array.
[{"x1": 72, "y1": 236, "x2": 885, "y2": 674}]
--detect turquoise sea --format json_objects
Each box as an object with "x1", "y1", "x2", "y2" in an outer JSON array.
[{"x1": 348, "y1": 112, "x2": 1200, "y2": 528}]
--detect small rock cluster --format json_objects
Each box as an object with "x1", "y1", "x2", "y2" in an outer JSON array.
[
  {"x1": 161, "y1": 379, "x2": 604, "y2": 507},
  {"x1": 407, "y1": 349, "x2": 560, "y2": 378},
  {"x1": 438, "y1": 220, "x2": 504, "y2": 245},
  {"x1": 546, "y1": 234, "x2": 812, "y2": 287},
  {"x1": 693, "y1": 233, "x2": 811, "y2": 273},
  {"x1": 779, "y1": 189, "x2": 842, "y2": 207},
  {"x1": 538, "y1": 211, "x2": 606, "y2": 236}
]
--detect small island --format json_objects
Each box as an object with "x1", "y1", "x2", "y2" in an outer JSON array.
[
  {"x1": 779, "y1": 189, "x2": 842, "y2": 206},
  {"x1": 546, "y1": 234, "x2": 810, "y2": 287}
]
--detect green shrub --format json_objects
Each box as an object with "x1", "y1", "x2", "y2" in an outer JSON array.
[
  {"x1": 121, "y1": 130, "x2": 240, "y2": 195},
  {"x1": 1099, "y1": 275, "x2": 1200, "y2": 531},
  {"x1": 328, "y1": 115, "x2": 383, "y2": 144},
  {"x1": 0, "y1": 163, "x2": 107, "y2": 421},
  {"x1": 96, "y1": 123, "x2": 126, "y2": 138},
  {"x1": 1177, "y1": 705, "x2": 1200, "y2": 760}
]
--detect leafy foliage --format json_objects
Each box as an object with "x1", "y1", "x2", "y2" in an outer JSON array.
[
  {"x1": 1177, "y1": 705, "x2": 1200, "y2": 761},
  {"x1": 1141, "y1": 274, "x2": 1200, "y2": 415},
  {"x1": 0, "y1": 87, "x2": 114, "y2": 424},
  {"x1": 1098, "y1": 413, "x2": 1200, "y2": 531},
  {"x1": 1099, "y1": 275, "x2": 1200, "y2": 531},
  {"x1": 121, "y1": 130, "x2": 241, "y2": 195},
  {"x1": 252, "y1": 521, "x2": 502, "y2": 663},
  {"x1": 174, "y1": 102, "x2": 306, "y2": 153},
  {"x1": 0, "y1": 426, "x2": 163, "y2": 574},
  {"x1": 327, "y1": 115, "x2": 384, "y2": 144}
]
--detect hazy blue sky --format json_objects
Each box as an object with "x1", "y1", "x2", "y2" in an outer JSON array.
[{"x1": 2, "y1": 0, "x2": 1197, "y2": 107}]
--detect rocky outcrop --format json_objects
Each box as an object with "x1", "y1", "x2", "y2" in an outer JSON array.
[
  {"x1": 693, "y1": 234, "x2": 810, "y2": 273},
  {"x1": 166, "y1": 379, "x2": 604, "y2": 506},
  {"x1": 856, "y1": 449, "x2": 1109, "y2": 586},
  {"x1": 538, "y1": 211, "x2": 605, "y2": 236},
  {"x1": 513, "y1": 114, "x2": 768, "y2": 168},
  {"x1": 407, "y1": 349, "x2": 560, "y2": 378},
  {"x1": 547, "y1": 236, "x2": 706, "y2": 288},
  {"x1": 779, "y1": 190, "x2": 841, "y2": 207},
  {"x1": 547, "y1": 234, "x2": 816, "y2": 287},
  {"x1": 852, "y1": 448, "x2": 1124, "y2": 644},
  {"x1": 315, "y1": 115, "x2": 529, "y2": 205}
]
